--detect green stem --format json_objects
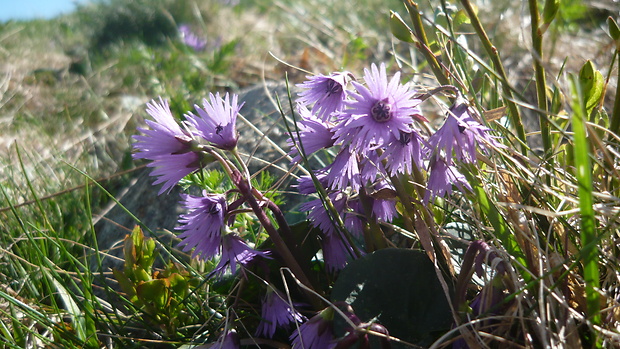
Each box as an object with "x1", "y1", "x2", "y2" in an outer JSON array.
[
  {"x1": 528, "y1": 0, "x2": 553, "y2": 171},
  {"x1": 458, "y1": 0, "x2": 528, "y2": 154},
  {"x1": 405, "y1": 0, "x2": 451, "y2": 86},
  {"x1": 231, "y1": 147, "x2": 253, "y2": 189},
  {"x1": 609, "y1": 50, "x2": 620, "y2": 136}
]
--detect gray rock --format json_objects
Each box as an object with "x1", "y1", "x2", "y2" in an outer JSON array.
[{"x1": 235, "y1": 81, "x2": 298, "y2": 175}]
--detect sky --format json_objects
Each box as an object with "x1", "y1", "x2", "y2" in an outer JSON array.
[{"x1": 0, "y1": 0, "x2": 91, "y2": 22}]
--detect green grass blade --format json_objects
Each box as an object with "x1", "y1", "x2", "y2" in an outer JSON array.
[
  {"x1": 471, "y1": 182, "x2": 527, "y2": 267},
  {"x1": 47, "y1": 270, "x2": 100, "y2": 348},
  {"x1": 568, "y1": 74, "x2": 601, "y2": 337}
]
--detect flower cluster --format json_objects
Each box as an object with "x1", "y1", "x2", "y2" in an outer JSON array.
[
  {"x1": 289, "y1": 63, "x2": 502, "y2": 272},
  {"x1": 133, "y1": 92, "x2": 243, "y2": 193},
  {"x1": 133, "y1": 62, "x2": 502, "y2": 349},
  {"x1": 133, "y1": 93, "x2": 269, "y2": 278}
]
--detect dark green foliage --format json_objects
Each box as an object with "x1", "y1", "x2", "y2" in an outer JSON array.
[
  {"x1": 331, "y1": 249, "x2": 453, "y2": 348},
  {"x1": 81, "y1": 0, "x2": 180, "y2": 52}
]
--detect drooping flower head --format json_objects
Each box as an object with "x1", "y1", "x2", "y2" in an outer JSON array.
[
  {"x1": 324, "y1": 146, "x2": 362, "y2": 192},
  {"x1": 368, "y1": 181, "x2": 398, "y2": 223},
  {"x1": 321, "y1": 234, "x2": 356, "y2": 272},
  {"x1": 178, "y1": 24, "x2": 207, "y2": 51},
  {"x1": 255, "y1": 288, "x2": 306, "y2": 338},
  {"x1": 295, "y1": 172, "x2": 329, "y2": 195},
  {"x1": 185, "y1": 92, "x2": 244, "y2": 151},
  {"x1": 343, "y1": 200, "x2": 364, "y2": 237},
  {"x1": 287, "y1": 105, "x2": 335, "y2": 163},
  {"x1": 210, "y1": 233, "x2": 271, "y2": 279},
  {"x1": 424, "y1": 156, "x2": 472, "y2": 203},
  {"x1": 300, "y1": 191, "x2": 359, "y2": 271},
  {"x1": 297, "y1": 72, "x2": 350, "y2": 121},
  {"x1": 212, "y1": 329, "x2": 240, "y2": 349},
  {"x1": 428, "y1": 95, "x2": 502, "y2": 165},
  {"x1": 380, "y1": 130, "x2": 426, "y2": 176},
  {"x1": 290, "y1": 307, "x2": 336, "y2": 349},
  {"x1": 334, "y1": 63, "x2": 424, "y2": 153},
  {"x1": 133, "y1": 98, "x2": 202, "y2": 195},
  {"x1": 176, "y1": 191, "x2": 227, "y2": 260},
  {"x1": 300, "y1": 191, "x2": 348, "y2": 237}
]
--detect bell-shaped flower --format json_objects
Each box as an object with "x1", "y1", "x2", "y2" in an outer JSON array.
[
  {"x1": 185, "y1": 92, "x2": 244, "y2": 151},
  {"x1": 297, "y1": 71, "x2": 350, "y2": 121},
  {"x1": 133, "y1": 98, "x2": 202, "y2": 195}
]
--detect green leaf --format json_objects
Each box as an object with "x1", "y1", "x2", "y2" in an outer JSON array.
[
  {"x1": 125, "y1": 225, "x2": 158, "y2": 275},
  {"x1": 331, "y1": 249, "x2": 452, "y2": 348},
  {"x1": 137, "y1": 279, "x2": 169, "y2": 312},
  {"x1": 542, "y1": 0, "x2": 560, "y2": 25},
  {"x1": 390, "y1": 11, "x2": 415, "y2": 43},
  {"x1": 139, "y1": 236, "x2": 158, "y2": 271},
  {"x1": 468, "y1": 178, "x2": 526, "y2": 264},
  {"x1": 167, "y1": 273, "x2": 189, "y2": 299},
  {"x1": 113, "y1": 268, "x2": 138, "y2": 302},
  {"x1": 453, "y1": 9, "x2": 471, "y2": 26},
  {"x1": 578, "y1": 60, "x2": 604, "y2": 116},
  {"x1": 123, "y1": 232, "x2": 136, "y2": 269},
  {"x1": 608, "y1": 16, "x2": 620, "y2": 47},
  {"x1": 50, "y1": 275, "x2": 99, "y2": 348}
]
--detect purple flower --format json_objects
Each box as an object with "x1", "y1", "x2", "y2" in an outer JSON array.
[
  {"x1": 176, "y1": 192, "x2": 227, "y2": 260},
  {"x1": 295, "y1": 172, "x2": 329, "y2": 195},
  {"x1": 380, "y1": 130, "x2": 425, "y2": 176},
  {"x1": 297, "y1": 72, "x2": 350, "y2": 121},
  {"x1": 300, "y1": 192, "x2": 359, "y2": 271},
  {"x1": 178, "y1": 24, "x2": 207, "y2": 52},
  {"x1": 321, "y1": 234, "x2": 355, "y2": 272},
  {"x1": 288, "y1": 105, "x2": 335, "y2": 163},
  {"x1": 371, "y1": 197, "x2": 398, "y2": 223},
  {"x1": 338, "y1": 184, "x2": 397, "y2": 231},
  {"x1": 133, "y1": 98, "x2": 201, "y2": 195},
  {"x1": 344, "y1": 200, "x2": 364, "y2": 237},
  {"x1": 185, "y1": 92, "x2": 244, "y2": 151},
  {"x1": 210, "y1": 233, "x2": 270, "y2": 278},
  {"x1": 212, "y1": 329, "x2": 240, "y2": 349},
  {"x1": 255, "y1": 289, "x2": 306, "y2": 338},
  {"x1": 356, "y1": 150, "x2": 385, "y2": 185},
  {"x1": 290, "y1": 307, "x2": 336, "y2": 349},
  {"x1": 428, "y1": 95, "x2": 502, "y2": 165},
  {"x1": 333, "y1": 63, "x2": 423, "y2": 153},
  {"x1": 301, "y1": 191, "x2": 348, "y2": 237},
  {"x1": 424, "y1": 156, "x2": 472, "y2": 203},
  {"x1": 324, "y1": 147, "x2": 361, "y2": 191}
]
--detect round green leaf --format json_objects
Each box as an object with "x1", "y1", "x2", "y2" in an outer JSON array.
[{"x1": 331, "y1": 249, "x2": 453, "y2": 348}]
